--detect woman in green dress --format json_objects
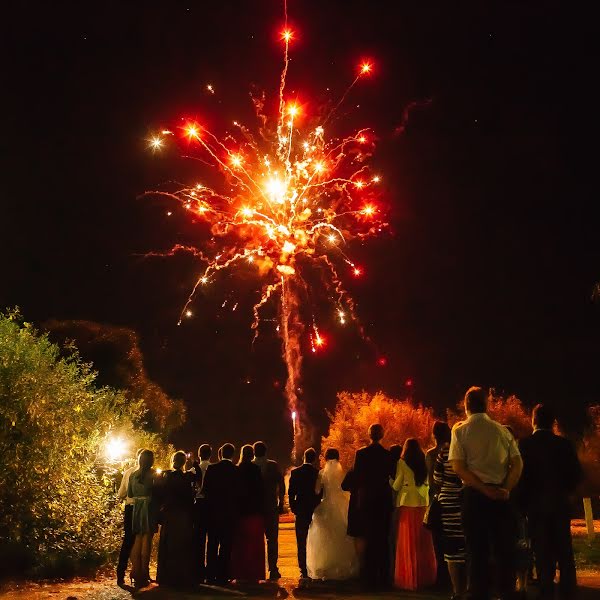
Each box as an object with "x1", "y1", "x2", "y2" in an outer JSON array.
[{"x1": 127, "y1": 449, "x2": 158, "y2": 588}]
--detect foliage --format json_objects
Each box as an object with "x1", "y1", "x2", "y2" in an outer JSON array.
[
  {"x1": 580, "y1": 405, "x2": 600, "y2": 495},
  {"x1": 321, "y1": 391, "x2": 437, "y2": 470},
  {"x1": 447, "y1": 390, "x2": 533, "y2": 440},
  {"x1": 0, "y1": 311, "x2": 172, "y2": 576},
  {"x1": 44, "y1": 319, "x2": 186, "y2": 434}
]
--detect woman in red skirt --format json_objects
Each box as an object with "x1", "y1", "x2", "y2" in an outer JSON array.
[
  {"x1": 391, "y1": 438, "x2": 437, "y2": 590},
  {"x1": 231, "y1": 445, "x2": 266, "y2": 583}
]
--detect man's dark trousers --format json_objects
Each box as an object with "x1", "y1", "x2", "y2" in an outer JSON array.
[
  {"x1": 529, "y1": 510, "x2": 576, "y2": 598},
  {"x1": 363, "y1": 510, "x2": 391, "y2": 587},
  {"x1": 206, "y1": 521, "x2": 234, "y2": 585},
  {"x1": 193, "y1": 498, "x2": 209, "y2": 582},
  {"x1": 116, "y1": 504, "x2": 134, "y2": 579},
  {"x1": 462, "y1": 487, "x2": 517, "y2": 600},
  {"x1": 295, "y1": 515, "x2": 311, "y2": 577},
  {"x1": 264, "y1": 511, "x2": 280, "y2": 574}
]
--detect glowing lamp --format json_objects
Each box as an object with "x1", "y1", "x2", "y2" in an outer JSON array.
[{"x1": 105, "y1": 436, "x2": 127, "y2": 462}]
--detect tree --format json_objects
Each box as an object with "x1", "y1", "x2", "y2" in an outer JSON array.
[
  {"x1": 44, "y1": 319, "x2": 186, "y2": 433},
  {"x1": 321, "y1": 391, "x2": 437, "y2": 470},
  {"x1": 0, "y1": 311, "x2": 171, "y2": 575}
]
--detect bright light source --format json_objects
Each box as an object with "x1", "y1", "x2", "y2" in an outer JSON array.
[
  {"x1": 358, "y1": 136, "x2": 366, "y2": 143},
  {"x1": 281, "y1": 29, "x2": 294, "y2": 42},
  {"x1": 354, "y1": 180, "x2": 364, "y2": 189},
  {"x1": 328, "y1": 234, "x2": 336, "y2": 243},
  {"x1": 105, "y1": 436, "x2": 127, "y2": 462},
  {"x1": 149, "y1": 136, "x2": 163, "y2": 151},
  {"x1": 314, "y1": 161, "x2": 325, "y2": 173},
  {"x1": 230, "y1": 154, "x2": 243, "y2": 167},
  {"x1": 185, "y1": 310, "x2": 193, "y2": 318},
  {"x1": 353, "y1": 266, "x2": 362, "y2": 277},
  {"x1": 185, "y1": 124, "x2": 200, "y2": 139},
  {"x1": 206, "y1": 84, "x2": 214, "y2": 93},
  {"x1": 360, "y1": 61, "x2": 373, "y2": 75},
  {"x1": 362, "y1": 204, "x2": 375, "y2": 216},
  {"x1": 200, "y1": 276, "x2": 208, "y2": 284},
  {"x1": 287, "y1": 104, "x2": 299, "y2": 117}
]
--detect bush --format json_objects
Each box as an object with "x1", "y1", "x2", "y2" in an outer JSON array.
[
  {"x1": 0, "y1": 311, "x2": 172, "y2": 576},
  {"x1": 321, "y1": 391, "x2": 437, "y2": 470}
]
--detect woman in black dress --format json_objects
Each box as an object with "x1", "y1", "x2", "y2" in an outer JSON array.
[{"x1": 156, "y1": 450, "x2": 197, "y2": 587}]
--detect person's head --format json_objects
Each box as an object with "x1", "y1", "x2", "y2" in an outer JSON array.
[
  {"x1": 171, "y1": 450, "x2": 186, "y2": 470},
  {"x1": 369, "y1": 424, "x2": 384, "y2": 443},
  {"x1": 401, "y1": 438, "x2": 427, "y2": 487},
  {"x1": 136, "y1": 448, "x2": 144, "y2": 459},
  {"x1": 220, "y1": 443, "x2": 235, "y2": 460},
  {"x1": 253, "y1": 441, "x2": 267, "y2": 458},
  {"x1": 137, "y1": 449, "x2": 154, "y2": 480},
  {"x1": 324, "y1": 448, "x2": 339, "y2": 461},
  {"x1": 198, "y1": 444, "x2": 212, "y2": 461},
  {"x1": 532, "y1": 403, "x2": 555, "y2": 431},
  {"x1": 390, "y1": 444, "x2": 402, "y2": 462},
  {"x1": 238, "y1": 444, "x2": 254, "y2": 465},
  {"x1": 303, "y1": 447, "x2": 317, "y2": 464},
  {"x1": 464, "y1": 386, "x2": 488, "y2": 415},
  {"x1": 432, "y1": 421, "x2": 451, "y2": 445}
]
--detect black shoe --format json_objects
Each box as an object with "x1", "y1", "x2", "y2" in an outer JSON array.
[
  {"x1": 269, "y1": 570, "x2": 282, "y2": 581},
  {"x1": 116, "y1": 575, "x2": 125, "y2": 587}
]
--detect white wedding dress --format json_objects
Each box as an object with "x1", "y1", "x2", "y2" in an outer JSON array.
[{"x1": 306, "y1": 460, "x2": 359, "y2": 580}]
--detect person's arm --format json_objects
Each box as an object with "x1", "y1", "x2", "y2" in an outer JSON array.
[
  {"x1": 117, "y1": 469, "x2": 129, "y2": 500},
  {"x1": 450, "y1": 459, "x2": 507, "y2": 499},
  {"x1": 288, "y1": 471, "x2": 296, "y2": 512},
  {"x1": 391, "y1": 460, "x2": 404, "y2": 491},
  {"x1": 315, "y1": 471, "x2": 323, "y2": 495},
  {"x1": 276, "y1": 464, "x2": 286, "y2": 513},
  {"x1": 341, "y1": 469, "x2": 354, "y2": 492},
  {"x1": 503, "y1": 454, "x2": 523, "y2": 493}
]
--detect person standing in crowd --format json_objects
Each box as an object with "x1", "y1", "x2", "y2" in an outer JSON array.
[
  {"x1": 433, "y1": 426, "x2": 466, "y2": 600},
  {"x1": 518, "y1": 403, "x2": 582, "y2": 599},
  {"x1": 426, "y1": 421, "x2": 452, "y2": 589},
  {"x1": 203, "y1": 443, "x2": 239, "y2": 586},
  {"x1": 116, "y1": 448, "x2": 143, "y2": 587},
  {"x1": 449, "y1": 386, "x2": 523, "y2": 600},
  {"x1": 191, "y1": 444, "x2": 212, "y2": 583},
  {"x1": 127, "y1": 449, "x2": 158, "y2": 589},
  {"x1": 341, "y1": 466, "x2": 364, "y2": 572},
  {"x1": 353, "y1": 424, "x2": 394, "y2": 589},
  {"x1": 252, "y1": 441, "x2": 285, "y2": 581},
  {"x1": 388, "y1": 444, "x2": 402, "y2": 584},
  {"x1": 231, "y1": 445, "x2": 265, "y2": 583},
  {"x1": 288, "y1": 447, "x2": 321, "y2": 581},
  {"x1": 306, "y1": 448, "x2": 359, "y2": 580},
  {"x1": 156, "y1": 451, "x2": 196, "y2": 588},
  {"x1": 391, "y1": 438, "x2": 437, "y2": 590}
]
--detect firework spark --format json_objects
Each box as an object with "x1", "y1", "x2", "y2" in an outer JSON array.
[{"x1": 144, "y1": 7, "x2": 387, "y2": 456}]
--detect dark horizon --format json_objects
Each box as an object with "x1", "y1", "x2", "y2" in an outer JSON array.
[{"x1": 2, "y1": 1, "x2": 595, "y2": 463}]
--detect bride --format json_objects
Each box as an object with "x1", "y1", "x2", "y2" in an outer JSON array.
[{"x1": 306, "y1": 448, "x2": 359, "y2": 580}]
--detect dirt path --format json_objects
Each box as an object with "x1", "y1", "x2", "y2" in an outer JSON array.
[{"x1": 1, "y1": 522, "x2": 598, "y2": 599}]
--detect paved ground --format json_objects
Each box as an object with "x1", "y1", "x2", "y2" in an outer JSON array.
[{"x1": 0, "y1": 522, "x2": 598, "y2": 599}]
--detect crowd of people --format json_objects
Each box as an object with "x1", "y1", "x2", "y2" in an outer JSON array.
[{"x1": 116, "y1": 385, "x2": 583, "y2": 599}]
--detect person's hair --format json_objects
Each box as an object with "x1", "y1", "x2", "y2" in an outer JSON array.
[
  {"x1": 369, "y1": 424, "x2": 384, "y2": 442},
  {"x1": 253, "y1": 441, "x2": 267, "y2": 457},
  {"x1": 220, "y1": 443, "x2": 235, "y2": 460},
  {"x1": 238, "y1": 444, "x2": 254, "y2": 465},
  {"x1": 198, "y1": 444, "x2": 212, "y2": 461},
  {"x1": 324, "y1": 448, "x2": 339, "y2": 461},
  {"x1": 533, "y1": 403, "x2": 555, "y2": 430},
  {"x1": 390, "y1": 444, "x2": 402, "y2": 462},
  {"x1": 136, "y1": 448, "x2": 144, "y2": 458},
  {"x1": 401, "y1": 438, "x2": 427, "y2": 487},
  {"x1": 304, "y1": 447, "x2": 317, "y2": 463},
  {"x1": 464, "y1": 386, "x2": 488, "y2": 414},
  {"x1": 171, "y1": 450, "x2": 186, "y2": 470},
  {"x1": 136, "y1": 449, "x2": 154, "y2": 481},
  {"x1": 432, "y1": 421, "x2": 451, "y2": 445}
]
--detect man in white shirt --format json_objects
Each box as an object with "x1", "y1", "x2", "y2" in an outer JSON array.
[
  {"x1": 191, "y1": 443, "x2": 212, "y2": 583},
  {"x1": 116, "y1": 448, "x2": 143, "y2": 586},
  {"x1": 449, "y1": 387, "x2": 523, "y2": 600}
]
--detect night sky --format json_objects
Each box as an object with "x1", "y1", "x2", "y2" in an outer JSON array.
[{"x1": 3, "y1": 1, "x2": 595, "y2": 463}]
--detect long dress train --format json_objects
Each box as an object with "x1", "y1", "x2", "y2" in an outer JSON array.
[{"x1": 306, "y1": 460, "x2": 359, "y2": 580}]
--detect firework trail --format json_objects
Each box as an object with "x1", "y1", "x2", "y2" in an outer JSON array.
[{"x1": 143, "y1": 4, "x2": 387, "y2": 457}]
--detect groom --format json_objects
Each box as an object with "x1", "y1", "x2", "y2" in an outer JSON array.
[
  {"x1": 288, "y1": 447, "x2": 321, "y2": 580},
  {"x1": 353, "y1": 423, "x2": 394, "y2": 589}
]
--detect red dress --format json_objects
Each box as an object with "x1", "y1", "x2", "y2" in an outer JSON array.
[
  {"x1": 394, "y1": 505, "x2": 437, "y2": 590},
  {"x1": 230, "y1": 462, "x2": 265, "y2": 582}
]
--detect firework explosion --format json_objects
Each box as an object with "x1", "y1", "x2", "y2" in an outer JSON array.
[{"x1": 144, "y1": 10, "x2": 386, "y2": 454}]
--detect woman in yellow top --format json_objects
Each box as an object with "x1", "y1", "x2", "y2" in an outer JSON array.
[{"x1": 390, "y1": 438, "x2": 437, "y2": 591}]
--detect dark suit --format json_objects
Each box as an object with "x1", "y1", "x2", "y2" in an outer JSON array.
[
  {"x1": 353, "y1": 443, "x2": 394, "y2": 587},
  {"x1": 288, "y1": 463, "x2": 321, "y2": 577},
  {"x1": 202, "y1": 459, "x2": 239, "y2": 584},
  {"x1": 253, "y1": 458, "x2": 285, "y2": 575},
  {"x1": 518, "y1": 430, "x2": 582, "y2": 598}
]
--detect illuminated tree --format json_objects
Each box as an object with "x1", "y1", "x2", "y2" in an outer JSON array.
[
  {"x1": 321, "y1": 391, "x2": 437, "y2": 470},
  {"x1": 0, "y1": 311, "x2": 172, "y2": 575}
]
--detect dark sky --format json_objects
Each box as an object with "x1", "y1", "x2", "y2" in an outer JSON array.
[{"x1": 2, "y1": 1, "x2": 596, "y2": 463}]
